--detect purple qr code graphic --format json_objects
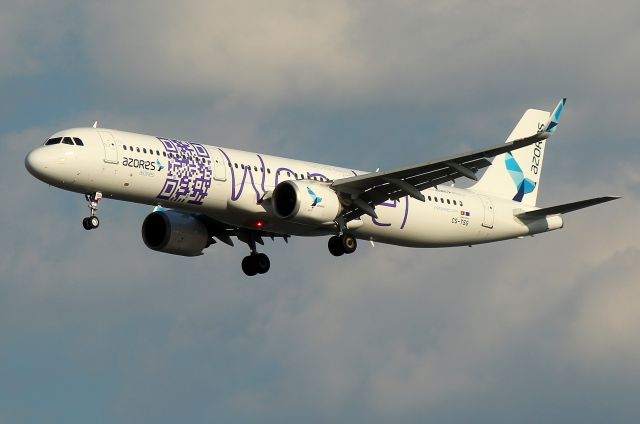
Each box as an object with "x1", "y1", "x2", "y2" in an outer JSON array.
[{"x1": 156, "y1": 137, "x2": 213, "y2": 205}]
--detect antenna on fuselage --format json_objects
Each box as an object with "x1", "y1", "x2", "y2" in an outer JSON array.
[{"x1": 93, "y1": 121, "x2": 98, "y2": 128}]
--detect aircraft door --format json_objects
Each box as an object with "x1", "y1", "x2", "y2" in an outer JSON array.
[
  {"x1": 479, "y1": 195, "x2": 494, "y2": 228},
  {"x1": 99, "y1": 131, "x2": 119, "y2": 164},
  {"x1": 209, "y1": 148, "x2": 227, "y2": 181}
]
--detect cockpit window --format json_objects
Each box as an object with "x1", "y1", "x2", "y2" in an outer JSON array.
[
  {"x1": 45, "y1": 137, "x2": 62, "y2": 145},
  {"x1": 73, "y1": 137, "x2": 84, "y2": 146},
  {"x1": 62, "y1": 137, "x2": 74, "y2": 145}
]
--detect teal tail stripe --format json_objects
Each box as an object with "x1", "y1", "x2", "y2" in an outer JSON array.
[
  {"x1": 505, "y1": 152, "x2": 536, "y2": 202},
  {"x1": 546, "y1": 98, "x2": 566, "y2": 133}
]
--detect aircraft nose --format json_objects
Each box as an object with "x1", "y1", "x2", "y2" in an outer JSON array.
[{"x1": 25, "y1": 148, "x2": 49, "y2": 179}]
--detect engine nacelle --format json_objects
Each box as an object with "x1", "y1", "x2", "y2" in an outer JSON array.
[
  {"x1": 141, "y1": 211, "x2": 209, "y2": 256},
  {"x1": 271, "y1": 180, "x2": 342, "y2": 225}
]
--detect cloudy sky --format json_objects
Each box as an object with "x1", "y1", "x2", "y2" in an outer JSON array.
[{"x1": 2, "y1": 0, "x2": 640, "y2": 422}]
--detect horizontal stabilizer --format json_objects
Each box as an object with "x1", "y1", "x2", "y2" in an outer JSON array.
[{"x1": 516, "y1": 196, "x2": 620, "y2": 218}]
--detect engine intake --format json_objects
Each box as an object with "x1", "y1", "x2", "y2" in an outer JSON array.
[
  {"x1": 141, "y1": 211, "x2": 209, "y2": 256},
  {"x1": 271, "y1": 180, "x2": 342, "y2": 225}
]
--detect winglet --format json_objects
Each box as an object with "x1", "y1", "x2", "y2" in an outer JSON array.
[{"x1": 542, "y1": 98, "x2": 566, "y2": 134}]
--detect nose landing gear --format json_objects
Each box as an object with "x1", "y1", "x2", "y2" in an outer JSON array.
[{"x1": 82, "y1": 192, "x2": 102, "y2": 230}]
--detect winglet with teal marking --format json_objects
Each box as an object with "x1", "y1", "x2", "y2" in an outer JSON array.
[{"x1": 542, "y1": 98, "x2": 566, "y2": 134}]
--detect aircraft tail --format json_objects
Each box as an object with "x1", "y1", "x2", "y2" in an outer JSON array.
[{"x1": 470, "y1": 99, "x2": 566, "y2": 206}]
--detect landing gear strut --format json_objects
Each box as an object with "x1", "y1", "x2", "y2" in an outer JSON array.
[
  {"x1": 241, "y1": 233, "x2": 271, "y2": 276},
  {"x1": 328, "y1": 234, "x2": 357, "y2": 256},
  {"x1": 82, "y1": 192, "x2": 102, "y2": 230}
]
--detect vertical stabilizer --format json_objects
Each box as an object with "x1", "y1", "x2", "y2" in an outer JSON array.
[{"x1": 470, "y1": 99, "x2": 565, "y2": 206}]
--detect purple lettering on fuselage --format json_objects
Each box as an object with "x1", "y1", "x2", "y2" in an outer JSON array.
[
  {"x1": 218, "y1": 148, "x2": 410, "y2": 229},
  {"x1": 372, "y1": 197, "x2": 410, "y2": 229},
  {"x1": 218, "y1": 148, "x2": 263, "y2": 203}
]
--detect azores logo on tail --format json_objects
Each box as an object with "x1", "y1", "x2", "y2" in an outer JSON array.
[
  {"x1": 307, "y1": 187, "x2": 322, "y2": 207},
  {"x1": 505, "y1": 152, "x2": 536, "y2": 202}
]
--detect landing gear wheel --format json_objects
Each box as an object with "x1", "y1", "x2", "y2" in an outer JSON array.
[
  {"x1": 341, "y1": 234, "x2": 357, "y2": 254},
  {"x1": 82, "y1": 216, "x2": 100, "y2": 230},
  {"x1": 242, "y1": 256, "x2": 258, "y2": 276},
  {"x1": 254, "y1": 253, "x2": 271, "y2": 274},
  {"x1": 242, "y1": 253, "x2": 271, "y2": 276},
  {"x1": 328, "y1": 236, "x2": 344, "y2": 256}
]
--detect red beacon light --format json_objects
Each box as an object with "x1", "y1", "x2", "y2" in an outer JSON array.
[{"x1": 255, "y1": 220, "x2": 264, "y2": 229}]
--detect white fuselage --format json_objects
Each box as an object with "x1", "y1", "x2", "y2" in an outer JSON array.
[{"x1": 25, "y1": 127, "x2": 563, "y2": 247}]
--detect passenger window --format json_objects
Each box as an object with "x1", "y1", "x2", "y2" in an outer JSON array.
[
  {"x1": 62, "y1": 137, "x2": 74, "y2": 145},
  {"x1": 447, "y1": 199, "x2": 451, "y2": 204},
  {"x1": 130, "y1": 146, "x2": 134, "y2": 151},
  {"x1": 73, "y1": 138, "x2": 84, "y2": 146},
  {"x1": 45, "y1": 137, "x2": 62, "y2": 145},
  {"x1": 136, "y1": 147, "x2": 140, "y2": 153},
  {"x1": 234, "y1": 163, "x2": 238, "y2": 168},
  {"x1": 267, "y1": 168, "x2": 271, "y2": 174},
  {"x1": 163, "y1": 152, "x2": 166, "y2": 157},
  {"x1": 287, "y1": 172, "x2": 291, "y2": 177},
  {"x1": 428, "y1": 196, "x2": 431, "y2": 201},
  {"x1": 253, "y1": 166, "x2": 257, "y2": 171},
  {"x1": 453, "y1": 200, "x2": 457, "y2": 206},
  {"x1": 156, "y1": 150, "x2": 160, "y2": 155},
  {"x1": 122, "y1": 145, "x2": 127, "y2": 150},
  {"x1": 143, "y1": 148, "x2": 147, "y2": 153}
]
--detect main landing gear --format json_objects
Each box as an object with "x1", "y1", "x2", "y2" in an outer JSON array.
[
  {"x1": 328, "y1": 234, "x2": 357, "y2": 256},
  {"x1": 241, "y1": 233, "x2": 271, "y2": 276},
  {"x1": 82, "y1": 192, "x2": 102, "y2": 230},
  {"x1": 241, "y1": 253, "x2": 271, "y2": 276}
]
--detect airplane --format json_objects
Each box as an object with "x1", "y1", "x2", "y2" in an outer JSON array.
[{"x1": 25, "y1": 99, "x2": 618, "y2": 276}]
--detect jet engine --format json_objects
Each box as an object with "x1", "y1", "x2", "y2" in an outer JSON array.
[
  {"x1": 271, "y1": 180, "x2": 343, "y2": 225},
  {"x1": 141, "y1": 210, "x2": 209, "y2": 256}
]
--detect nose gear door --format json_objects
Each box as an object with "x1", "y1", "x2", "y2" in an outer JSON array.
[{"x1": 99, "y1": 131, "x2": 119, "y2": 164}]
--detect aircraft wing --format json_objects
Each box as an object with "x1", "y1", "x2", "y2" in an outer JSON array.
[{"x1": 330, "y1": 98, "x2": 566, "y2": 222}]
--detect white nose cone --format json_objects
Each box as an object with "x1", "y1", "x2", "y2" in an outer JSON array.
[
  {"x1": 25, "y1": 148, "x2": 43, "y2": 176},
  {"x1": 25, "y1": 148, "x2": 53, "y2": 182}
]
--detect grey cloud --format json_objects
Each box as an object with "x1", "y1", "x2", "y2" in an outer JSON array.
[
  {"x1": 0, "y1": 0, "x2": 80, "y2": 77},
  {"x1": 76, "y1": 1, "x2": 640, "y2": 108}
]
